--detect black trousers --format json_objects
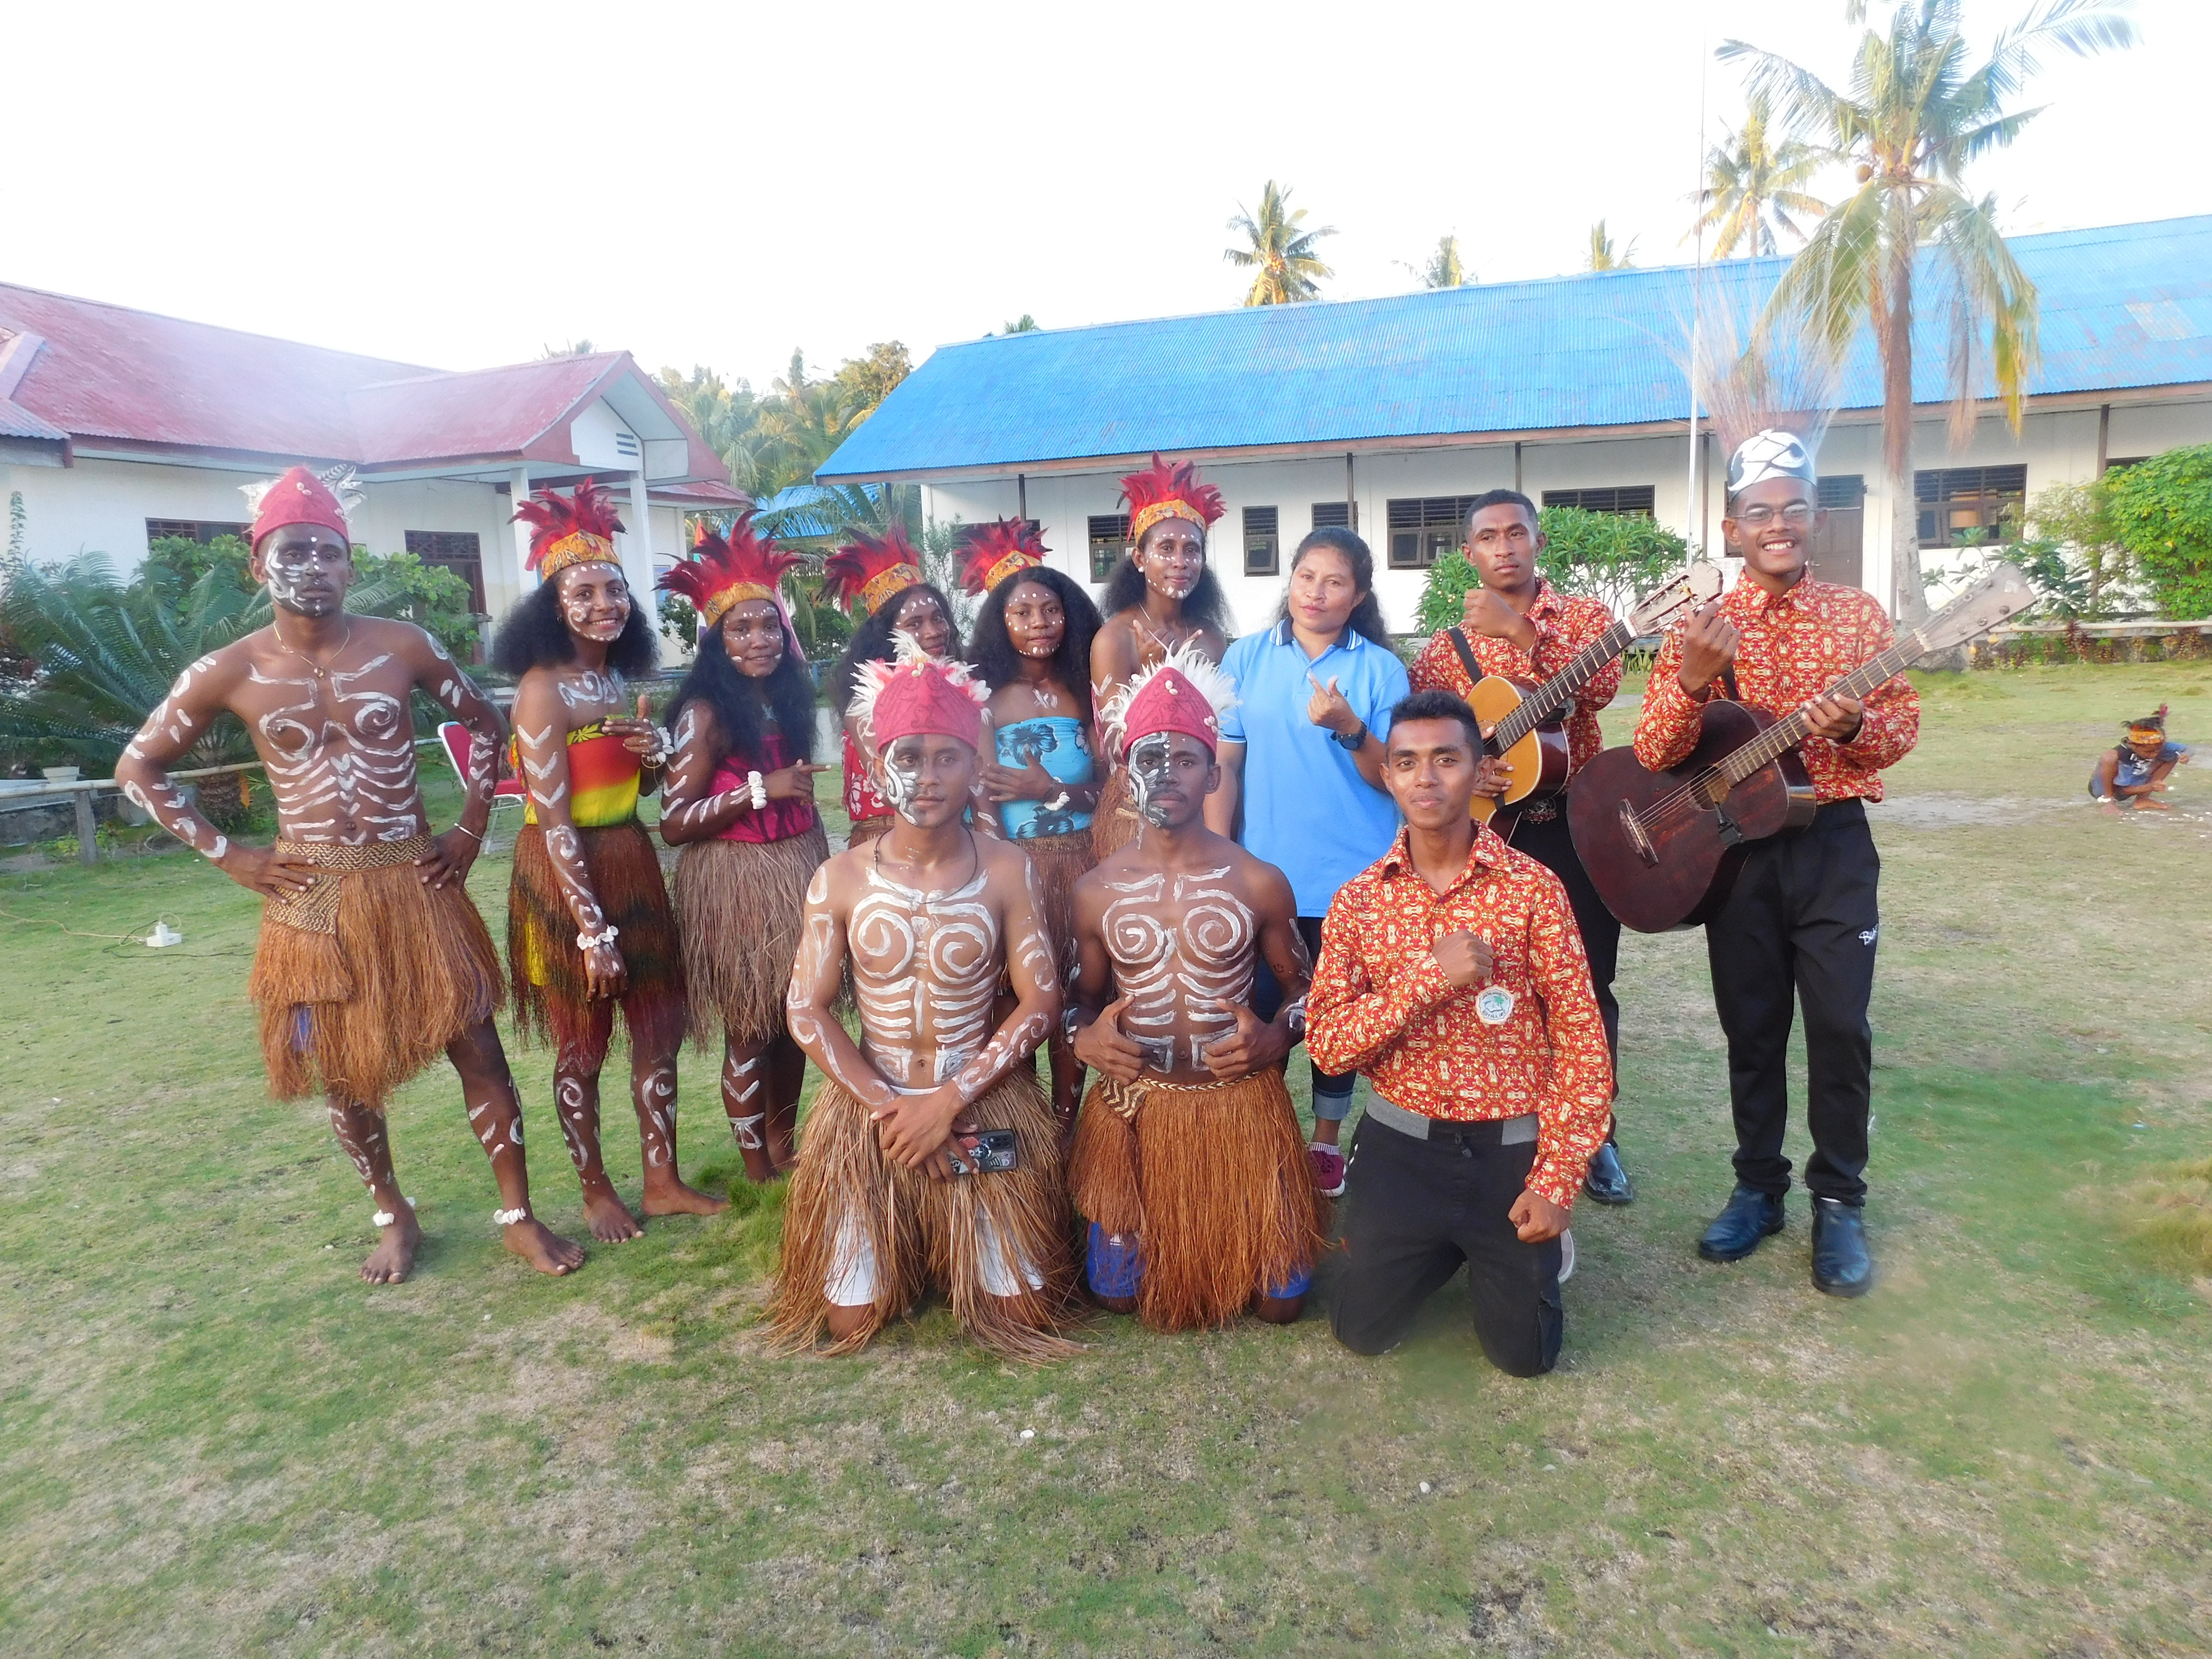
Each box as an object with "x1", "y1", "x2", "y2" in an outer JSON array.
[
  {"x1": 1253, "y1": 914, "x2": 1356, "y2": 1109},
  {"x1": 1703, "y1": 798, "x2": 1880, "y2": 1206},
  {"x1": 1507, "y1": 805, "x2": 1621, "y2": 1071},
  {"x1": 1330, "y1": 1113, "x2": 1563, "y2": 1376}
]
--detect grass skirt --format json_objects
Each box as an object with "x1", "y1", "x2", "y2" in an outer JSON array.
[
  {"x1": 1090, "y1": 767, "x2": 1140, "y2": 859},
  {"x1": 507, "y1": 819, "x2": 687, "y2": 1067},
  {"x1": 846, "y1": 814, "x2": 893, "y2": 851},
  {"x1": 1018, "y1": 828, "x2": 1094, "y2": 981},
  {"x1": 248, "y1": 840, "x2": 503, "y2": 1105},
  {"x1": 1069, "y1": 1069, "x2": 1322, "y2": 1331},
  {"x1": 673, "y1": 823, "x2": 830, "y2": 1049},
  {"x1": 768, "y1": 1070, "x2": 1080, "y2": 1361}
]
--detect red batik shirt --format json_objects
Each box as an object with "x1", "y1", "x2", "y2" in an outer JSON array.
[
  {"x1": 1634, "y1": 574, "x2": 1919, "y2": 804},
  {"x1": 842, "y1": 727, "x2": 890, "y2": 822},
  {"x1": 1409, "y1": 582, "x2": 1623, "y2": 777},
  {"x1": 1307, "y1": 825, "x2": 1614, "y2": 1210}
]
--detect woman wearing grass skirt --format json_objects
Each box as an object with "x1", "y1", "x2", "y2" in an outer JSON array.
[
  {"x1": 499, "y1": 481, "x2": 723, "y2": 1242},
  {"x1": 962, "y1": 518, "x2": 1104, "y2": 1128},
  {"x1": 658, "y1": 514, "x2": 831, "y2": 1184},
  {"x1": 824, "y1": 524, "x2": 962, "y2": 851}
]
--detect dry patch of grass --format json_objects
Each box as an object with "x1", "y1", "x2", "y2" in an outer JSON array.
[{"x1": 2123, "y1": 1158, "x2": 2212, "y2": 1275}]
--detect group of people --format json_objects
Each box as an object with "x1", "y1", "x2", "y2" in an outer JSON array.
[{"x1": 116, "y1": 421, "x2": 1921, "y2": 1372}]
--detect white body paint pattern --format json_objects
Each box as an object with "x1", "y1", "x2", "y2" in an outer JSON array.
[
  {"x1": 122, "y1": 654, "x2": 232, "y2": 857},
  {"x1": 555, "y1": 669, "x2": 622, "y2": 711},
  {"x1": 248, "y1": 655, "x2": 426, "y2": 843},
  {"x1": 1101, "y1": 865, "x2": 1257, "y2": 1073},
  {"x1": 849, "y1": 864, "x2": 999, "y2": 1089},
  {"x1": 659, "y1": 706, "x2": 750, "y2": 839}
]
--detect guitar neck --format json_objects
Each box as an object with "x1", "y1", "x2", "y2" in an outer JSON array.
[
  {"x1": 1716, "y1": 628, "x2": 1928, "y2": 784},
  {"x1": 1492, "y1": 620, "x2": 1635, "y2": 749}
]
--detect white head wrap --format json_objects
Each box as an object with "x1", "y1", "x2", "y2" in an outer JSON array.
[{"x1": 1726, "y1": 429, "x2": 1816, "y2": 496}]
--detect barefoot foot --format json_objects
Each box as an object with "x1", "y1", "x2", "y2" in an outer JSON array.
[
  {"x1": 504, "y1": 1217, "x2": 586, "y2": 1275},
  {"x1": 581, "y1": 1183, "x2": 646, "y2": 1243},
  {"x1": 362, "y1": 1210, "x2": 423, "y2": 1284},
  {"x1": 641, "y1": 1176, "x2": 729, "y2": 1218}
]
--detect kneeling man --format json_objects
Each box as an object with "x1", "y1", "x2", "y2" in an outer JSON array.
[
  {"x1": 769, "y1": 642, "x2": 1076, "y2": 1359},
  {"x1": 1307, "y1": 689, "x2": 1611, "y2": 1374},
  {"x1": 1069, "y1": 650, "x2": 1322, "y2": 1330}
]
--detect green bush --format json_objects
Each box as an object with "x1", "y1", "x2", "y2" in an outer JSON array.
[
  {"x1": 2105, "y1": 445, "x2": 2212, "y2": 620},
  {"x1": 143, "y1": 535, "x2": 479, "y2": 657},
  {"x1": 1416, "y1": 507, "x2": 1691, "y2": 632}
]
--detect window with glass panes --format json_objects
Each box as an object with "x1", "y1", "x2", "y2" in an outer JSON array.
[
  {"x1": 1088, "y1": 514, "x2": 1131, "y2": 583},
  {"x1": 1385, "y1": 496, "x2": 1477, "y2": 569},
  {"x1": 1540, "y1": 485, "x2": 1656, "y2": 517},
  {"x1": 1914, "y1": 466, "x2": 2025, "y2": 545},
  {"x1": 1243, "y1": 506, "x2": 1279, "y2": 576},
  {"x1": 146, "y1": 518, "x2": 250, "y2": 545}
]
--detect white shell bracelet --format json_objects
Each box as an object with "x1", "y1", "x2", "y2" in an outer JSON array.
[
  {"x1": 493, "y1": 1206, "x2": 530, "y2": 1226},
  {"x1": 747, "y1": 769, "x2": 767, "y2": 810},
  {"x1": 371, "y1": 1195, "x2": 417, "y2": 1227},
  {"x1": 577, "y1": 924, "x2": 620, "y2": 951}
]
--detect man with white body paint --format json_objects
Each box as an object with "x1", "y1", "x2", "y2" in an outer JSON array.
[
  {"x1": 113, "y1": 465, "x2": 584, "y2": 1285},
  {"x1": 766, "y1": 641, "x2": 1077, "y2": 1359},
  {"x1": 1068, "y1": 649, "x2": 1323, "y2": 1331}
]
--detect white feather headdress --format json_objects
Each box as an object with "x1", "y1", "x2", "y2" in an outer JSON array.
[
  {"x1": 1098, "y1": 641, "x2": 1239, "y2": 759},
  {"x1": 238, "y1": 463, "x2": 365, "y2": 523}
]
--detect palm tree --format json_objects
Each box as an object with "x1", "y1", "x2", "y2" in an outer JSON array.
[
  {"x1": 1691, "y1": 93, "x2": 1831, "y2": 258},
  {"x1": 752, "y1": 350, "x2": 865, "y2": 496},
  {"x1": 1721, "y1": 0, "x2": 2135, "y2": 621},
  {"x1": 1225, "y1": 181, "x2": 1335, "y2": 306},
  {"x1": 1401, "y1": 235, "x2": 1471, "y2": 290},
  {"x1": 1587, "y1": 221, "x2": 1636, "y2": 272}
]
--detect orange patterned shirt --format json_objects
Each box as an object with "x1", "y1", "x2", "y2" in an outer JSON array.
[
  {"x1": 1308, "y1": 824, "x2": 1614, "y2": 1210},
  {"x1": 1633, "y1": 574, "x2": 1919, "y2": 803},
  {"x1": 1408, "y1": 582, "x2": 1623, "y2": 777}
]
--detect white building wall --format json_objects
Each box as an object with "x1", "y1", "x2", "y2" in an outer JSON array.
[{"x1": 914, "y1": 391, "x2": 2212, "y2": 632}]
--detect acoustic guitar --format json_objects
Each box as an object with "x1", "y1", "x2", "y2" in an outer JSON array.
[
  {"x1": 1567, "y1": 563, "x2": 2034, "y2": 933},
  {"x1": 1458, "y1": 565, "x2": 1725, "y2": 825}
]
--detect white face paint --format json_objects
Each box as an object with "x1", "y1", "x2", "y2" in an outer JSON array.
[
  {"x1": 1129, "y1": 735, "x2": 1174, "y2": 827},
  {"x1": 258, "y1": 529, "x2": 352, "y2": 618},
  {"x1": 878, "y1": 742, "x2": 926, "y2": 824},
  {"x1": 556, "y1": 563, "x2": 631, "y2": 643}
]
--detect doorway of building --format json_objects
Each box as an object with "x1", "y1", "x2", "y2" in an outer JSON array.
[{"x1": 1809, "y1": 475, "x2": 1864, "y2": 590}]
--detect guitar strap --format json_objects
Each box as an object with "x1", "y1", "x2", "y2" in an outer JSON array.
[
  {"x1": 1720, "y1": 666, "x2": 1742, "y2": 703},
  {"x1": 1446, "y1": 626, "x2": 1483, "y2": 687}
]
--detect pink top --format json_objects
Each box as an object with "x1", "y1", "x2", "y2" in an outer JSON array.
[{"x1": 711, "y1": 728, "x2": 821, "y2": 844}]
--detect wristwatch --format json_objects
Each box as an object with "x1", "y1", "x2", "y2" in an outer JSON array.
[{"x1": 1332, "y1": 721, "x2": 1368, "y2": 752}]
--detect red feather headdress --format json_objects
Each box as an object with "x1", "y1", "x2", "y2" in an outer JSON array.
[
  {"x1": 1119, "y1": 454, "x2": 1225, "y2": 546},
  {"x1": 513, "y1": 480, "x2": 626, "y2": 581},
  {"x1": 657, "y1": 510, "x2": 803, "y2": 628},
  {"x1": 958, "y1": 517, "x2": 1050, "y2": 596},
  {"x1": 822, "y1": 523, "x2": 926, "y2": 618}
]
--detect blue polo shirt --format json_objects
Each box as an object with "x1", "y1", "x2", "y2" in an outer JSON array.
[{"x1": 1219, "y1": 620, "x2": 1410, "y2": 915}]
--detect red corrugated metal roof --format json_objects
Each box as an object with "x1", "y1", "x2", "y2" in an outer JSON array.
[
  {"x1": 0, "y1": 282, "x2": 733, "y2": 485},
  {"x1": 0, "y1": 396, "x2": 68, "y2": 442}
]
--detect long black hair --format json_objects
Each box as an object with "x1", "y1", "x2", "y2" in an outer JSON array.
[
  {"x1": 669, "y1": 620, "x2": 817, "y2": 767},
  {"x1": 1099, "y1": 539, "x2": 1233, "y2": 637},
  {"x1": 1269, "y1": 526, "x2": 1392, "y2": 647},
  {"x1": 830, "y1": 581, "x2": 961, "y2": 714},
  {"x1": 490, "y1": 579, "x2": 661, "y2": 677},
  {"x1": 965, "y1": 567, "x2": 1103, "y2": 724}
]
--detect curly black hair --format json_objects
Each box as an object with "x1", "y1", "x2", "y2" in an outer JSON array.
[
  {"x1": 490, "y1": 578, "x2": 660, "y2": 678},
  {"x1": 965, "y1": 567, "x2": 1103, "y2": 723},
  {"x1": 829, "y1": 582, "x2": 961, "y2": 715},
  {"x1": 668, "y1": 622, "x2": 817, "y2": 768},
  {"x1": 1098, "y1": 541, "x2": 1233, "y2": 638}
]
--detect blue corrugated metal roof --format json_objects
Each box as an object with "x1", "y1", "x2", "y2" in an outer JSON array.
[{"x1": 819, "y1": 215, "x2": 2212, "y2": 480}]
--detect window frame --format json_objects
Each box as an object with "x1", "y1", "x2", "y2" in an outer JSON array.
[{"x1": 1243, "y1": 505, "x2": 1280, "y2": 577}]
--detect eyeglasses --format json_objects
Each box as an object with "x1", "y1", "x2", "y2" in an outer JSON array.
[{"x1": 1736, "y1": 504, "x2": 1817, "y2": 528}]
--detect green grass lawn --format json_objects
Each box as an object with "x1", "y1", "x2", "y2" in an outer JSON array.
[{"x1": 3, "y1": 661, "x2": 2210, "y2": 1657}]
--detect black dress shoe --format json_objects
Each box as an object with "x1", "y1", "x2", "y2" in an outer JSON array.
[
  {"x1": 1697, "y1": 1183, "x2": 1784, "y2": 1262},
  {"x1": 1583, "y1": 1140, "x2": 1635, "y2": 1206},
  {"x1": 1811, "y1": 1197, "x2": 1874, "y2": 1297}
]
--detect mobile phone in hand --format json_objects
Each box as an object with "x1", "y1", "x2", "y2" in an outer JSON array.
[{"x1": 947, "y1": 1128, "x2": 1019, "y2": 1175}]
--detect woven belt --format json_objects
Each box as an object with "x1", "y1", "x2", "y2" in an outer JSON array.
[
  {"x1": 264, "y1": 833, "x2": 436, "y2": 935},
  {"x1": 1365, "y1": 1091, "x2": 1536, "y2": 1145}
]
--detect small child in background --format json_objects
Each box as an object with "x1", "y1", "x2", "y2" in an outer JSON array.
[{"x1": 2091, "y1": 704, "x2": 2191, "y2": 810}]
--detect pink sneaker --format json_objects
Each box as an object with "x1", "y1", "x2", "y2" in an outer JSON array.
[{"x1": 1308, "y1": 1141, "x2": 1346, "y2": 1199}]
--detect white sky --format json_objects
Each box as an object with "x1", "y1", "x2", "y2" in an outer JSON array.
[{"x1": 8, "y1": 0, "x2": 2202, "y2": 392}]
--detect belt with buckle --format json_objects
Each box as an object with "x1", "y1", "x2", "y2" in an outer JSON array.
[{"x1": 1365, "y1": 1092, "x2": 1537, "y2": 1146}]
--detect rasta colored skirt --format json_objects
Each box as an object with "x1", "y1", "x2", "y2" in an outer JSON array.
[
  {"x1": 672, "y1": 821, "x2": 831, "y2": 1050},
  {"x1": 1069, "y1": 1068, "x2": 1322, "y2": 1332},
  {"x1": 767, "y1": 1069, "x2": 1080, "y2": 1362},
  {"x1": 507, "y1": 818, "x2": 688, "y2": 1068},
  {"x1": 247, "y1": 834, "x2": 503, "y2": 1106}
]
